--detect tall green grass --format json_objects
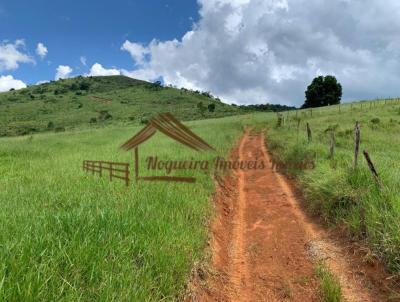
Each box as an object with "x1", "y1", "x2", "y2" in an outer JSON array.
[
  {"x1": 315, "y1": 262, "x2": 342, "y2": 302},
  {"x1": 266, "y1": 100, "x2": 400, "y2": 273},
  {"x1": 0, "y1": 114, "x2": 265, "y2": 301}
]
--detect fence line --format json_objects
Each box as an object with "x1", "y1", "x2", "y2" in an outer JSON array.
[
  {"x1": 279, "y1": 97, "x2": 400, "y2": 119},
  {"x1": 83, "y1": 160, "x2": 130, "y2": 186}
]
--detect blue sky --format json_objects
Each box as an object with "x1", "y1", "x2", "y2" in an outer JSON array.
[
  {"x1": 1, "y1": 0, "x2": 400, "y2": 105},
  {"x1": 0, "y1": 0, "x2": 199, "y2": 84}
]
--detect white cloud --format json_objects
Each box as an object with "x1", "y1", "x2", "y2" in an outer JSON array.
[
  {"x1": 80, "y1": 56, "x2": 87, "y2": 66},
  {"x1": 87, "y1": 63, "x2": 120, "y2": 76},
  {"x1": 120, "y1": 0, "x2": 400, "y2": 105},
  {"x1": 121, "y1": 41, "x2": 149, "y2": 65},
  {"x1": 0, "y1": 40, "x2": 34, "y2": 71},
  {"x1": 36, "y1": 42, "x2": 48, "y2": 59},
  {"x1": 120, "y1": 68, "x2": 157, "y2": 82},
  {"x1": 0, "y1": 75, "x2": 27, "y2": 92},
  {"x1": 36, "y1": 80, "x2": 49, "y2": 85},
  {"x1": 55, "y1": 65, "x2": 73, "y2": 80}
]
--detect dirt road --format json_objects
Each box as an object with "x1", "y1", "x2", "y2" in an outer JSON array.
[{"x1": 189, "y1": 130, "x2": 394, "y2": 301}]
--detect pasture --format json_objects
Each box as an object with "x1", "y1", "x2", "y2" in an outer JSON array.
[
  {"x1": 0, "y1": 114, "x2": 264, "y2": 301},
  {"x1": 2, "y1": 98, "x2": 400, "y2": 301}
]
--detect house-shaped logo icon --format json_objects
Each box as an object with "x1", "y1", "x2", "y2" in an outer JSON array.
[{"x1": 120, "y1": 113, "x2": 215, "y2": 183}]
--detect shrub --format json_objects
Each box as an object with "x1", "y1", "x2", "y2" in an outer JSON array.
[
  {"x1": 370, "y1": 117, "x2": 380, "y2": 124},
  {"x1": 202, "y1": 91, "x2": 212, "y2": 98},
  {"x1": 140, "y1": 116, "x2": 149, "y2": 124},
  {"x1": 79, "y1": 81, "x2": 91, "y2": 91},
  {"x1": 70, "y1": 83, "x2": 79, "y2": 91},
  {"x1": 146, "y1": 81, "x2": 162, "y2": 91},
  {"x1": 47, "y1": 121, "x2": 55, "y2": 129},
  {"x1": 98, "y1": 110, "x2": 112, "y2": 121},
  {"x1": 208, "y1": 103, "x2": 216, "y2": 112},
  {"x1": 17, "y1": 127, "x2": 37, "y2": 136},
  {"x1": 54, "y1": 89, "x2": 61, "y2": 95},
  {"x1": 34, "y1": 87, "x2": 48, "y2": 94}
]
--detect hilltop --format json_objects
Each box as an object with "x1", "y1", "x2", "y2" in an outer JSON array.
[{"x1": 0, "y1": 75, "x2": 247, "y2": 137}]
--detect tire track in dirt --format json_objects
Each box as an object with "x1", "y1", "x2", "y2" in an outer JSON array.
[
  {"x1": 229, "y1": 132, "x2": 252, "y2": 301},
  {"x1": 190, "y1": 130, "x2": 394, "y2": 302},
  {"x1": 259, "y1": 133, "x2": 374, "y2": 302},
  {"x1": 192, "y1": 130, "x2": 319, "y2": 301}
]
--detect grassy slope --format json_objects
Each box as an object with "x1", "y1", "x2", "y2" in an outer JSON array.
[
  {"x1": 0, "y1": 113, "x2": 265, "y2": 301},
  {"x1": 0, "y1": 75, "x2": 246, "y2": 137},
  {"x1": 265, "y1": 99, "x2": 400, "y2": 273}
]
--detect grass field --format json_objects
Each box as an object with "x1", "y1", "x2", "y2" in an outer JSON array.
[
  {"x1": 0, "y1": 114, "x2": 265, "y2": 301},
  {"x1": 3, "y1": 97, "x2": 400, "y2": 300},
  {"x1": 265, "y1": 99, "x2": 400, "y2": 273}
]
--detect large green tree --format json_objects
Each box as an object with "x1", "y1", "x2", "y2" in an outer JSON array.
[{"x1": 302, "y1": 75, "x2": 342, "y2": 108}]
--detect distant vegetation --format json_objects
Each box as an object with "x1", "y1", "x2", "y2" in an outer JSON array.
[
  {"x1": 302, "y1": 75, "x2": 342, "y2": 108},
  {"x1": 236, "y1": 103, "x2": 296, "y2": 112},
  {"x1": 0, "y1": 76, "x2": 247, "y2": 137}
]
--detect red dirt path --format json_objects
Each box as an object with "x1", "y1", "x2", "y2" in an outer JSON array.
[{"x1": 188, "y1": 130, "x2": 398, "y2": 302}]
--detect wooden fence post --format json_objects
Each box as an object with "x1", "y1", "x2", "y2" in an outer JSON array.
[
  {"x1": 363, "y1": 150, "x2": 382, "y2": 188},
  {"x1": 99, "y1": 161, "x2": 103, "y2": 177},
  {"x1": 306, "y1": 122, "x2": 312, "y2": 143},
  {"x1": 329, "y1": 130, "x2": 335, "y2": 159},
  {"x1": 353, "y1": 121, "x2": 360, "y2": 169}
]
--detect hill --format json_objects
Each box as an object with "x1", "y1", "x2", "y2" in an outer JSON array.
[{"x1": 0, "y1": 75, "x2": 246, "y2": 137}]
